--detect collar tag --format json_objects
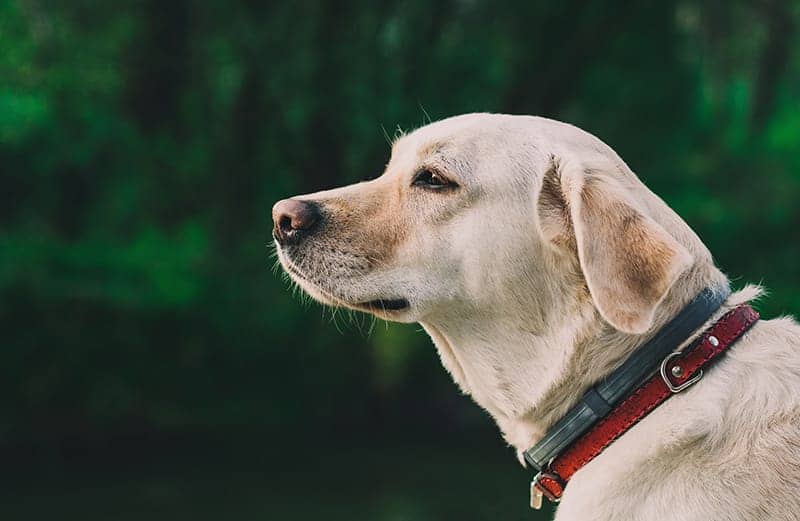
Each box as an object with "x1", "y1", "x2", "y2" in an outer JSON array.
[{"x1": 530, "y1": 481, "x2": 543, "y2": 510}]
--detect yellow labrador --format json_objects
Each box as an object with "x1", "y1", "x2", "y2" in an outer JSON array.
[{"x1": 273, "y1": 114, "x2": 800, "y2": 520}]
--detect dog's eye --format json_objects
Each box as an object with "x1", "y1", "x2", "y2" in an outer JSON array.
[{"x1": 412, "y1": 169, "x2": 455, "y2": 190}]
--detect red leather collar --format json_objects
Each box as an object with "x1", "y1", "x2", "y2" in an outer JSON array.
[{"x1": 532, "y1": 303, "x2": 759, "y2": 506}]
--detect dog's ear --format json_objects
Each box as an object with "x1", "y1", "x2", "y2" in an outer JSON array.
[{"x1": 536, "y1": 158, "x2": 693, "y2": 334}]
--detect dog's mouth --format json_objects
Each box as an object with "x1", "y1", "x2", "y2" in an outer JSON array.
[
  {"x1": 277, "y1": 249, "x2": 411, "y2": 315},
  {"x1": 353, "y1": 298, "x2": 410, "y2": 313}
]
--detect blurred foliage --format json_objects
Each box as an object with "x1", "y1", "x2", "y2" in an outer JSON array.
[{"x1": 0, "y1": 0, "x2": 799, "y2": 517}]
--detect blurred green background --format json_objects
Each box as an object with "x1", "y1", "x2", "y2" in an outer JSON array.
[{"x1": 1, "y1": 0, "x2": 799, "y2": 519}]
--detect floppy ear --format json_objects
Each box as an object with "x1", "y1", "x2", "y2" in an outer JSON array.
[{"x1": 536, "y1": 158, "x2": 693, "y2": 334}]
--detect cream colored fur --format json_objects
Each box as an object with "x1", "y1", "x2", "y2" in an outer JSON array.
[{"x1": 274, "y1": 113, "x2": 800, "y2": 520}]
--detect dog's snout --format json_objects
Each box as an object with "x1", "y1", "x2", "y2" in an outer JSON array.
[{"x1": 272, "y1": 198, "x2": 321, "y2": 244}]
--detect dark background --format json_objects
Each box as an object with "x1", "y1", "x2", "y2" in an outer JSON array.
[{"x1": 2, "y1": 1, "x2": 799, "y2": 519}]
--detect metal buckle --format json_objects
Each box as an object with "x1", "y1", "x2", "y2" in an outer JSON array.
[
  {"x1": 660, "y1": 351, "x2": 703, "y2": 393},
  {"x1": 530, "y1": 460, "x2": 564, "y2": 509}
]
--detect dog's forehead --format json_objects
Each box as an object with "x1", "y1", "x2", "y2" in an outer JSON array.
[
  {"x1": 388, "y1": 113, "x2": 508, "y2": 175},
  {"x1": 385, "y1": 113, "x2": 612, "y2": 184},
  {"x1": 394, "y1": 113, "x2": 500, "y2": 152}
]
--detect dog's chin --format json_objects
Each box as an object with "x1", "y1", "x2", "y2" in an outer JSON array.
[{"x1": 277, "y1": 250, "x2": 413, "y2": 321}]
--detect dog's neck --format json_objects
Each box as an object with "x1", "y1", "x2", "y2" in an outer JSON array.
[{"x1": 420, "y1": 262, "x2": 730, "y2": 461}]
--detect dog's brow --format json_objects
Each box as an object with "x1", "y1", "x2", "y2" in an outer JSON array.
[{"x1": 417, "y1": 141, "x2": 445, "y2": 158}]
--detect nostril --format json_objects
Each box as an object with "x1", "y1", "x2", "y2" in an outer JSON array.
[{"x1": 279, "y1": 214, "x2": 294, "y2": 234}]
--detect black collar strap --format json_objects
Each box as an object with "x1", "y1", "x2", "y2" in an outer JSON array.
[{"x1": 523, "y1": 286, "x2": 731, "y2": 471}]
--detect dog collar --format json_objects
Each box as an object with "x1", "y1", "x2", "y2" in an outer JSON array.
[{"x1": 524, "y1": 287, "x2": 760, "y2": 508}]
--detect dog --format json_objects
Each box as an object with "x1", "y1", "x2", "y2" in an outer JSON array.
[{"x1": 272, "y1": 113, "x2": 800, "y2": 520}]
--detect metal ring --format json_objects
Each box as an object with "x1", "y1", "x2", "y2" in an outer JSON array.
[
  {"x1": 533, "y1": 459, "x2": 565, "y2": 503},
  {"x1": 660, "y1": 351, "x2": 703, "y2": 393}
]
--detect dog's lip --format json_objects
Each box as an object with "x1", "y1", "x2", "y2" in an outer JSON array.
[
  {"x1": 277, "y1": 251, "x2": 411, "y2": 314},
  {"x1": 353, "y1": 298, "x2": 410, "y2": 312}
]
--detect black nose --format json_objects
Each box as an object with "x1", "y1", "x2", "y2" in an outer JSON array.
[{"x1": 272, "y1": 199, "x2": 321, "y2": 244}]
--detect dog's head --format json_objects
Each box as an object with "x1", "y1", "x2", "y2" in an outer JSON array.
[{"x1": 274, "y1": 113, "x2": 709, "y2": 336}]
